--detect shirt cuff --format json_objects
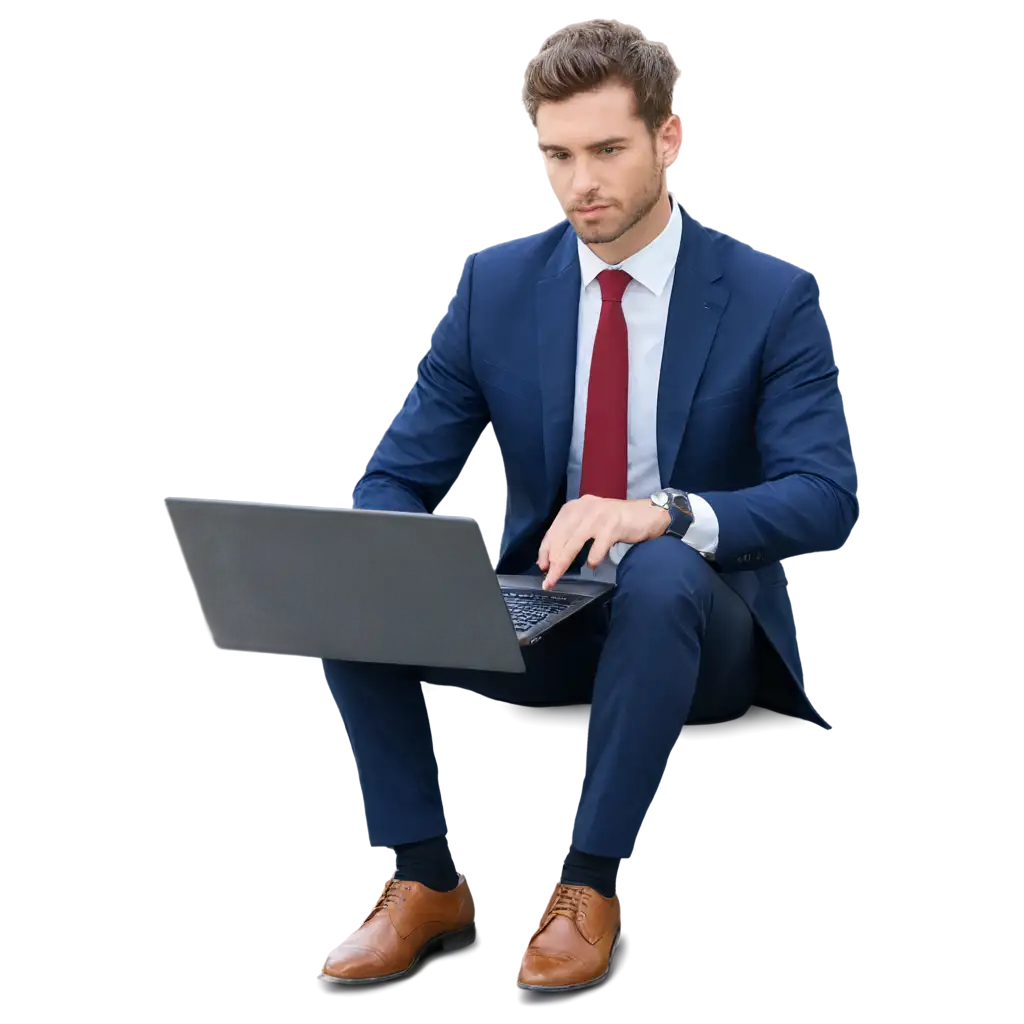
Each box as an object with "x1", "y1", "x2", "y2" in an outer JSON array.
[{"x1": 683, "y1": 492, "x2": 719, "y2": 557}]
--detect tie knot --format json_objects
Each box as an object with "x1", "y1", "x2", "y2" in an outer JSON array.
[{"x1": 596, "y1": 268, "x2": 632, "y2": 303}]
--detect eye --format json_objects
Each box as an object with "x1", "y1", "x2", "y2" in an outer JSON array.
[{"x1": 548, "y1": 147, "x2": 620, "y2": 161}]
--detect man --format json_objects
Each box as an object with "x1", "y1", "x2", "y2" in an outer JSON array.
[{"x1": 319, "y1": 18, "x2": 858, "y2": 993}]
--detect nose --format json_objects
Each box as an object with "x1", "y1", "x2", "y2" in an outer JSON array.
[{"x1": 570, "y1": 161, "x2": 600, "y2": 203}]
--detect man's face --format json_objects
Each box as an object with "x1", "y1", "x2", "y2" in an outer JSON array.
[{"x1": 535, "y1": 80, "x2": 680, "y2": 247}]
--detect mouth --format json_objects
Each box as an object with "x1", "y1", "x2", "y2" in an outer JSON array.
[{"x1": 577, "y1": 205, "x2": 609, "y2": 216}]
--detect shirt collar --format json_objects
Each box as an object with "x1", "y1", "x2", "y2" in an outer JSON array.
[{"x1": 577, "y1": 191, "x2": 682, "y2": 297}]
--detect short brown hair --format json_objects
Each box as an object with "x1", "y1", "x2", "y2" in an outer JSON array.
[{"x1": 522, "y1": 18, "x2": 680, "y2": 137}]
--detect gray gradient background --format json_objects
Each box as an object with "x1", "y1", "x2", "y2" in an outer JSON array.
[{"x1": 2, "y1": 4, "x2": 1015, "y2": 1019}]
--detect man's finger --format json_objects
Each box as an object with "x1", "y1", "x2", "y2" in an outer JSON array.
[
  {"x1": 538, "y1": 529, "x2": 559, "y2": 576},
  {"x1": 543, "y1": 545, "x2": 578, "y2": 588},
  {"x1": 543, "y1": 556, "x2": 569, "y2": 589},
  {"x1": 536, "y1": 501, "x2": 585, "y2": 569},
  {"x1": 587, "y1": 503, "x2": 625, "y2": 564},
  {"x1": 538, "y1": 530, "x2": 562, "y2": 570},
  {"x1": 587, "y1": 533, "x2": 612, "y2": 568},
  {"x1": 564, "y1": 532, "x2": 594, "y2": 572},
  {"x1": 543, "y1": 522, "x2": 596, "y2": 588}
]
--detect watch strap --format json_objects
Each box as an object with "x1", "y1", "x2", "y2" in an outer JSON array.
[{"x1": 652, "y1": 488, "x2": 694, "y2": 540}]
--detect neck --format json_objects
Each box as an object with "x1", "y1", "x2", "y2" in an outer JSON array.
[{"x1": 589, "y1": 188, "x2": 672, "y2": 265}]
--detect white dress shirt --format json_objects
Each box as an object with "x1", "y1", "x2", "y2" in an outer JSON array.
[{"x1": 567, "y1": 191, "x2": 719, "y2": 583}]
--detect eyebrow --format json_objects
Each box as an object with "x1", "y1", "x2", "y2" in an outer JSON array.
[{"x1": 537, "y1": 136, "x2": 630, "y2": 153}]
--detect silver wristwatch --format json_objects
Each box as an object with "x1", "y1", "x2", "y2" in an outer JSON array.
[{"x1": 650, "y1": 487, "x2": 695, "y2": 541}]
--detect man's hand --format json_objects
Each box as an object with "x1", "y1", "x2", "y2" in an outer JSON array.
[{"x1": 537, "y1": 495, "x2": 671, "y2": 590}]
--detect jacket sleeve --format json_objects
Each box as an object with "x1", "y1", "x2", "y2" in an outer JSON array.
[
  {"x1": 699, "y1": 270, "x2": 859, "y2": 572},
  {"x1": 352, "y1": 253, "x2": 491, "y2": 514}
]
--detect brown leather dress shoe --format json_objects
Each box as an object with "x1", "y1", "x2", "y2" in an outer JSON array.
[
  {"x1": 319, "y1": 873, "x2": 475, "y2": 985},
  {"x1": 517, "y1": 882, "x2": 621, "y2": 992}
]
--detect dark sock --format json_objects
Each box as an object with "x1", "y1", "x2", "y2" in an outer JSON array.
[
  {"x1": 391, "y1": 834, "x2": 460, "y2": 893},
  {"x1": 560, "y1": 844, "x2": 620, "y2": 899}
]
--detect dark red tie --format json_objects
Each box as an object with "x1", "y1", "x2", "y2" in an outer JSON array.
[{"x1": 579, "y1": 268, "x2": 632, "y2": 499}]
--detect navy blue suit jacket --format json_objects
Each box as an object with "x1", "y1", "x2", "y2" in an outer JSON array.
[{"x1": 353, "y1": 203, "x2": 858, "y2": 729}]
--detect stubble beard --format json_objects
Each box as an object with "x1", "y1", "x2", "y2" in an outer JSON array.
[{"x1": 569, "y1": 159, "x2": 663, "y2": 247}]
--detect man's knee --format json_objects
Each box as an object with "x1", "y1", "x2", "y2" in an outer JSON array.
[{"x1": 613, "y1": 534, "x2": 716, "y2": 616}]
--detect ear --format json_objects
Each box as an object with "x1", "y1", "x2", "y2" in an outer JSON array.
[
  {"x1": 675, "y1": 115, "x2": 692, "y2": 150},
  {"x1": 663, "y1": 111, "x2": 688, "y2": 168}
]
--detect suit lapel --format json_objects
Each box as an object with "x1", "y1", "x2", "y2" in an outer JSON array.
[
  {"x1": 535, "y1": 204, "x2": 728, "y2": 514},
  {"x1": 657, "y1": 209, "x2": 728, "y2": 484},
  {"x1": 536, "y1": 225, "x2": 582, "y2": 508}
]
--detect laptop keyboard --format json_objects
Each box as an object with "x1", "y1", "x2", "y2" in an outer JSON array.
[{"x1": 502, "y1": 588, "x2": 584, "y2": 634}]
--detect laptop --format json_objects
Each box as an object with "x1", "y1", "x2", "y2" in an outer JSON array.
[{"x1": 165, "y1": 497, "x2": 615, "y2": 674}]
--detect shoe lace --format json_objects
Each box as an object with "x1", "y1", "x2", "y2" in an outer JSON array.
[
  {"x1": 365, "y1": 878, "x2": 408, "y2": 922},
  {"x1": 548, "y1": 883, "x2": 588, "y2": 921}
]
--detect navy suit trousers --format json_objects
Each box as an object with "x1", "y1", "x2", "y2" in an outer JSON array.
[{"x1": 322, "y1": 534, "x2": 758, "y2": 859}]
